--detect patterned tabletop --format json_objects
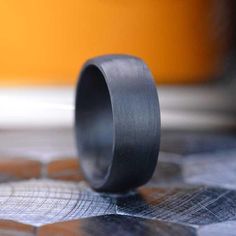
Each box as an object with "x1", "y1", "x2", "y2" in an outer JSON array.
[{"x1": 0, "y1": 129, "x2": 235, "y2": 236}]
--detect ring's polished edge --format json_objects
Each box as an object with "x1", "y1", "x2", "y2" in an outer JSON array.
[{"x1": 75, "y1": 54, "x2": 160, "y2": 192}]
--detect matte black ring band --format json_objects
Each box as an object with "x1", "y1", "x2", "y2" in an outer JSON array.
[{"x1": 75, "y1": 55, "x2": 160, "y2": 192}]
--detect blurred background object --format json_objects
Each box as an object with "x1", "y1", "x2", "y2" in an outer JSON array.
[
  {"x1": 0, "y1": 0, "x2": 235, "y2": 130},
  {"x1": 0, "y1": 0, "x2": 235, "y2": 85}
]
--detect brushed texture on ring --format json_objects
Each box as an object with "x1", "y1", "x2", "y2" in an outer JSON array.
[{"x1": 75, "y1": 55, "x2": 160, "y2": 192}]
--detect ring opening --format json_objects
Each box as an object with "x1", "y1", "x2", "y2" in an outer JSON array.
[{"x1": 75, "y1": 65, "x2": 113, "y2": 187}]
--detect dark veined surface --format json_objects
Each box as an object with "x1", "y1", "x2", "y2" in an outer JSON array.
[{"x1": 0, "y1": 129, "x2": 235, "y2": 235}]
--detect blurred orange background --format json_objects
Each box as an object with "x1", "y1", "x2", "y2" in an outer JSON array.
[{"x1": 0, "y1": 0, "x2": 232, "y2": 86}]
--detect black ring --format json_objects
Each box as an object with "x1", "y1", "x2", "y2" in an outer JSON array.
[{"x1": 75, "y1": 55, "x2": 160, "y2": 192}]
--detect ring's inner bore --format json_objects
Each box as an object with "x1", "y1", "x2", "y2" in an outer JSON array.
[{"x1": 76, "y1": 65, "x2": 113, "y2": 186}]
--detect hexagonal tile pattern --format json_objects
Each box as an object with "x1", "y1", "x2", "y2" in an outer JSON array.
[{"x1": 0, "y1": 129, "x2": 235, "y2": 235}]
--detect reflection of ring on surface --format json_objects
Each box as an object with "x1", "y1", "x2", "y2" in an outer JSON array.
[{"x1": 75, "y1": 55, "x2": 160, "y2": 192}]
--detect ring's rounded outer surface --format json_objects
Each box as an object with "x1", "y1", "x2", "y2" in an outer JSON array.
[{"x1": 75, "y1": 55, "x2": 160, "y2": 192}]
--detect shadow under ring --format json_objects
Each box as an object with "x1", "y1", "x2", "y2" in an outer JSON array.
[{"x1": 75, "y1": 55, "x2": 160, "y2": 192}]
